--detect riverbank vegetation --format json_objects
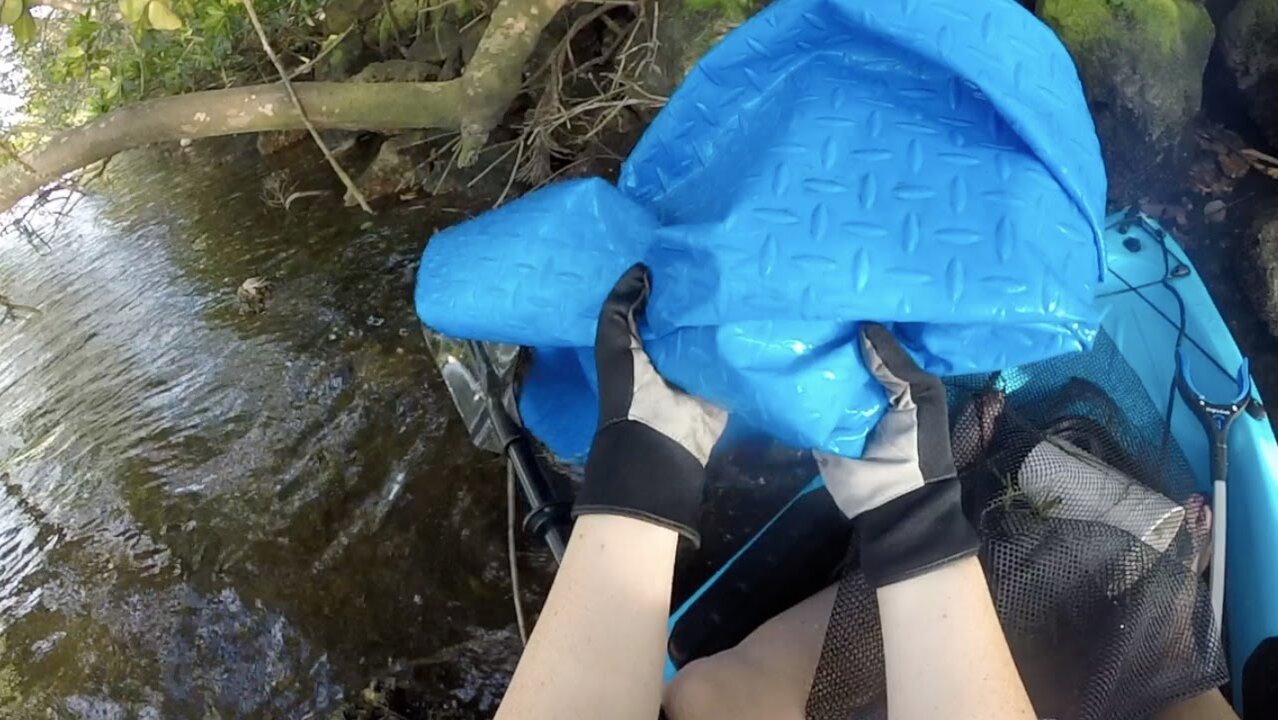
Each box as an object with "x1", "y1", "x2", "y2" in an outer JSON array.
[{"x1": 1, "y1": 0, "x2": 746, "y2": 219}]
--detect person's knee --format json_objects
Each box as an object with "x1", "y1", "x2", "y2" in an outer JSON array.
[
  {"x1": 664, "y1": 656, "x2": 735, "y2": 720},
  {"x1": 665, "y1": 585, "x2": 837, "y2": 720},
  {"x1": 666, "y1": 652, "x2": 809, "y2": 720}
]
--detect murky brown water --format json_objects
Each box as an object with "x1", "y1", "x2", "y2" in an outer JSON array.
[{"x1": 0, "y1": 143, "x2": 540, "y2": 718}]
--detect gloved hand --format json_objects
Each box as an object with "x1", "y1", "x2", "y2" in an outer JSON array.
[
  {"x1": 575, "y1": 264, "x2": 729, "y2": 545},
  {"x1": 816, "y1": 323, "x2": 980, "y2": 587}
]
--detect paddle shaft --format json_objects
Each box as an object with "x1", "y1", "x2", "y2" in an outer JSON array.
[
  {"x1": 1196, "y1": 406, "x2": 1239, "y2": 642},
  {"x1": 1211, "y1": 475, "x2": 1221, "y2": 639},
  {"x1": 469, "y1": 341, "x2": 570, "y2": 562},
  {"x1": 500, "y1": 409, "x2": 568, "y2": 562}
]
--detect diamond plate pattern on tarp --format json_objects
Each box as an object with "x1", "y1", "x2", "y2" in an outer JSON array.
[{"x1": 415, "y1": 0, "x2": 1107, "y2": 463}]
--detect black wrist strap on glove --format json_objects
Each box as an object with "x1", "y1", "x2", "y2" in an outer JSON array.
[
  {"x1": 577, "y1": 420, "x2": 706, "y2": 545},
  {"x1": 819, "y1": 323, "x2": 982, "y2": 587},
  {"x1": 857, "y1": 478, "x2": 980, "y2": 587},
  {"x1": 573, "y1": 264, "x2": 725, "y2": 546}
]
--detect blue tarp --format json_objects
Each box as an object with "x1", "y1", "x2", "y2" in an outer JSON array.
[{"x1": 416, "y1": 0, "x2": 1107, "y2": 463}]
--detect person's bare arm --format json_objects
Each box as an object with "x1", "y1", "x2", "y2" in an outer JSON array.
[
  {"x1": 497, "y1": 514, "x2": 679, "y2": 720},
  {"x1": 818, "y1": 324, "x2": 1032, "y2": 720},
  {"x1": 877, "y1": 556, "x2": 1035, "y2": 720},
  {"x1": 498, "y1": 265, "x2": 727, "y2": 719}
]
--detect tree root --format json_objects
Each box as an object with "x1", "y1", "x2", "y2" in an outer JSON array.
[
  {"x1": 505, "y1": 0, "x2": 665, "y2": 191},
  {"x1": 0, "y1": 0, "x2": 571, "y2": 213}
]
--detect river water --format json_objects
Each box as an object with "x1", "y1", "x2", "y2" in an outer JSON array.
[{"x1": 0, "y1": 144, "x2": 536, "y2": 718}]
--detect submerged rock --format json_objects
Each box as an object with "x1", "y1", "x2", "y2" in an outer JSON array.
[
  {"x1": 1222, "y1": 0, "x2": 1278, "y2": 147},
  {"x1": 1245, "y1": 210, "x2": 1278, "y2": 336},
  {"x1": 236, "y1": 276, "x2": 275, "y2": 314},
  {"x1": 256, "y1": 130, "x2": 308, "y2": 156},
  {"x1": 347, "y1": 132, "x2": 432, "y2": 205},
  {"x1": 1039, "y1": 0, "x2": 1215, "y2": 201}
]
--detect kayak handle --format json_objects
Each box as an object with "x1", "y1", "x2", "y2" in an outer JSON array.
[{"x1": 1174, "y1": 346, "x2": 1252, "y2": 643}]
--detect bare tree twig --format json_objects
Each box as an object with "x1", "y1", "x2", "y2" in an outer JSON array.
[
  {"x1": 497, "y1": 136, "x2": 526, "y2": 205},
  {"x1": 431, "y1": 140, "x2": 462, "y2": 195},
  {"x1": 242, "y1": 0, "x2": 375, "y2": 214},
  {"x1": 284, "y1": 190, "x2": 329, "y2": 210},
  {"x1": 465, "y1": 139, "x2": 520, "y2": 188}
]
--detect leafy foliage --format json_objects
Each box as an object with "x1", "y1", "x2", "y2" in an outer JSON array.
[
  {"x1": 119, "y1": 0, "x2": 184, "y2": 31},
  {"x1": 7, "y1": 0, "x2": 329, "y2": 131},
  {"x1": 683, "y1": 0, "x2": 755, "y2": 23}
]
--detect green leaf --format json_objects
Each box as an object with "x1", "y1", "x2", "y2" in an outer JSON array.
[
  {"x1": 119, "y1": 0, "x2": 147, "y2": 23},
  {"x1": 146, "y1": 0, "x2": 183, "y2": 30},
  {"x1": 201, "y1": 3, "x2": 225, "y2": 29},
  {"x1": 67, "y1": 14, "x2": 102, "y2": 44},
  {"x1": 11, "y1": 10, "x2": 34, "y2": 43},
  {"x1": 317, "y1": 32, "x2": 344, "y2": 54},
  {"x1": 376, "y1": 13, "x2": 394, "y2": 53},
  {"x1": 0, "y1": 0, "x2": 22, "y2": 26}
]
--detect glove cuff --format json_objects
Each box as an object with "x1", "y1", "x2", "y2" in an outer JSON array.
[
  {"x1": 576, "y1": 420, "x2": 706, "y2": 546},
  {"x1": 858, "y1": 478, "x2": 979, "y2": 587}
]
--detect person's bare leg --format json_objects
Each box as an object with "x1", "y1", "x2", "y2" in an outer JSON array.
[
  {"x1": 1154, "y1": 690, "x2": 1239, "y2": 720},
  {"x1": 664, "y1": 584, "x2": 837, "y2": 720}
]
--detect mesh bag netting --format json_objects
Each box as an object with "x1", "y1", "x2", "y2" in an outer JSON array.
[{"x1": 805, "y1": 332, "x2": 1228, "y2": 720}]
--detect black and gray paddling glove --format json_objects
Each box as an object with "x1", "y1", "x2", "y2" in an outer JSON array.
[
  {"x1": 816, "y1": 323, "x2": 980, "y2": 588},
  {"x1": 576, "y1": 264, "x2": 728, "y2": 546}
]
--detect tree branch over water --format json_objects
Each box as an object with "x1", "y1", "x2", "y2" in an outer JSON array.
[{"x1": 0, "y1": 0, "x2": 570, "y2": 213}]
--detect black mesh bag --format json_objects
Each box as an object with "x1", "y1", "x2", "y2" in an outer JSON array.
[{"x1": 805, "y1": 332, "x2": 1228, "y2": 720}]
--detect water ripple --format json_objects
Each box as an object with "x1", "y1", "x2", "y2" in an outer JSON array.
[{"x1": 0, "y1": 146, "x2": 526, "y2": 717}]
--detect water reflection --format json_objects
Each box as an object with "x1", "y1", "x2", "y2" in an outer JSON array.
[{"x1": 0, "y1": 143, "x2": 535, "y2": 717}]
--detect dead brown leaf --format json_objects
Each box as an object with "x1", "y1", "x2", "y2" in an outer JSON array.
[
  {"x1": 1195, "y1": 124, "x2": 1253, "y2": 183},
  {"x1": 1204, "y1": 199, "x2": 1227, "y2": 223},
  {"x1": 1219, "y1": 151, "x2": 1252, "y2": 179},
  {"x1": 1197, "y1": 125, "x2": 1247, "y2": 154},
  {"x1": 1189, "y1": 160, "x2": 1235, "y2": 195}
]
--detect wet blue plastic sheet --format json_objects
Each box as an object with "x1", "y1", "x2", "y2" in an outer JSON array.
[{"x1": 416, "y1": 0, "x2": 1107, "y2": 463}]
